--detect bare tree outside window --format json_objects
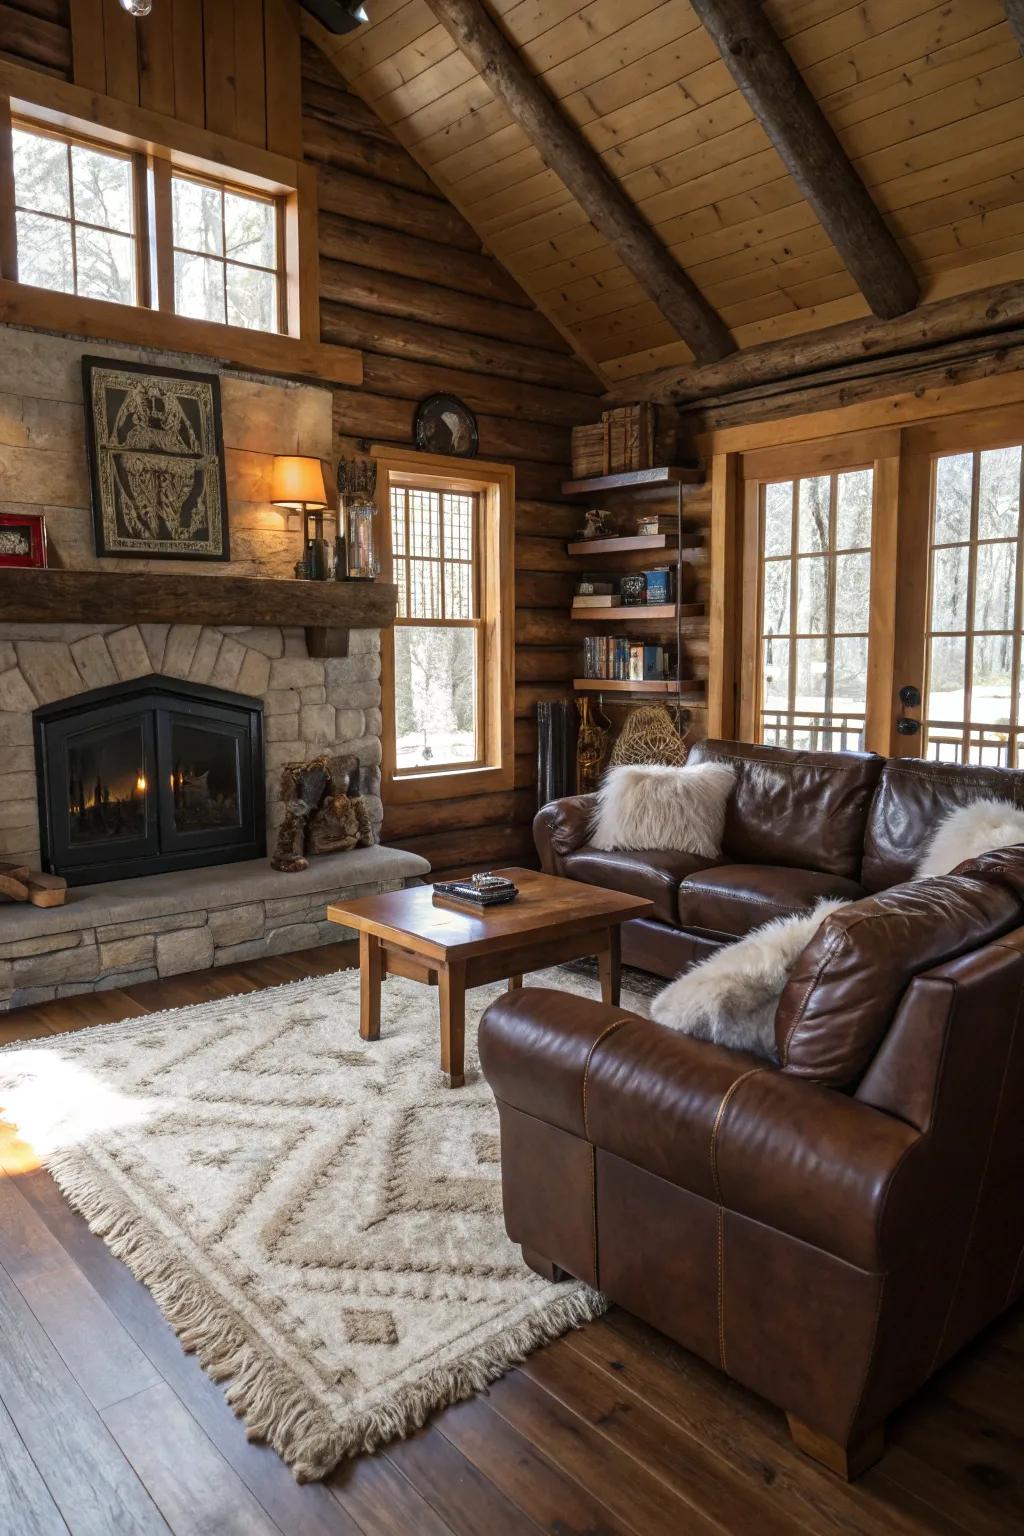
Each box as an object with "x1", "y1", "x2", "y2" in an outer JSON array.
[
  {"x1": 391, "y1": 485, "x2": 481, "y2": 771},
  {"x1": 12, "y1": 124, "x2": 136, "y2": 305},
  {"x1": 758, "y1": 468, "x2": 873, "y2": 751},
  {"x1": 171, "y1": 174, "x2": 279, "y2": 333},
  {"x1": 924, "y1": 445, "x2": 1024, "y2": 765}
]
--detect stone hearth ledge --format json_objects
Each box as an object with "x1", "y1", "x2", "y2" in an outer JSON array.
[{"x1": 0, "y1": 847, "x2": 429, "y2": 1010}]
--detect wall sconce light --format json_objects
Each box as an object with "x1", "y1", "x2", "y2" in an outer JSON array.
[{"x1": 270, "y1": 456, "x2": 330, "y2": 581}]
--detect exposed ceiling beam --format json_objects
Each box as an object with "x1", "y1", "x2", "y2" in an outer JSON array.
[
  {"x1": 1004, "y1": 1, "x2": 1024, "y2": 54},
  {"x1": 421, "y1": 0, "x2": 736, "y2": 365},
  {"x1": 689, "y1": 0, "x2": 919, "y2": 321},
  {"x1": 605, "y1": 281, "x2": 1024, "y2": 406}
]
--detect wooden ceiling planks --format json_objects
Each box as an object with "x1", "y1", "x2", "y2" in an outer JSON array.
[{"x1": 314, "y1": 0, "x2": 1024, "y2": 384}]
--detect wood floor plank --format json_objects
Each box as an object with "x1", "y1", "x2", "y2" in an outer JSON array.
[
  {"x1": 10, "y1": 1167, "x2": 359, "y2": 1536},
  {"x1": 328, "y1": 1449, "x2": 458, "y2": 1536},
  {"x1": 570, "y1": 1314, "x2": 917, "y2": 1536},
  {"x1": 102, "y1": 1383, "x2": 284, "y2": 1536},
  {"x1": 435, "y1": 1389, "x2": 641, "y2": 1536},
  {"x1": 520, "y1": 1338, "x2": 806, "y2": 1536},
  {"x1": 0, "y1": 1173, "x2": 161, "y2": 1411},
  {"x1": 483, "y1": 1368, "x2": 719, "y2": 1536},
  {"x1": 0, "y1": 1262, "x2": 169, "y2": 1535},
  {"x1": 0, "y1": 1395, "x2": 70, "y2": 1536},
  {"x1": 382, "y1": 1425, "x2": 546, "y2": 1536}
]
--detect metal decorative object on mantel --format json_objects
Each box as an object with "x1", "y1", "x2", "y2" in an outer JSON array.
[{"x1": 336, "y1": 455, "x2": 380, "y2": 581}]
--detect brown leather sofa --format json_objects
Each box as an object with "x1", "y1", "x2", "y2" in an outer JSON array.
[
  {"x1": 533, "y1": 738, "x2": 1024, "y2": 977},
  {"x1": 479, "y1": 845, "x2": 1024, "y2": 1478}
]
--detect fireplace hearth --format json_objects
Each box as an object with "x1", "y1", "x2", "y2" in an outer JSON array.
[{"x1": 35, "y1": 676, "x2": 265, "y2": 885}]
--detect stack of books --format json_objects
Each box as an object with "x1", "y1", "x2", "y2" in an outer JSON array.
[
  {"x1": 433, "y1": 874, "x2": 519, "y2": 914},
  {"x1": 583, "y1": 636, "x2": 671, "y2": 681}
]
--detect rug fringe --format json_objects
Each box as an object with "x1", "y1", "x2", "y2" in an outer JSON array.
[{"x1": 44, "y1": 1148, "x2": 606, "y2": 1482}]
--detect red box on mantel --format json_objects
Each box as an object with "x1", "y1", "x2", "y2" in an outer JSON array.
[{"x1": 0, "y1": 511, "x2": 47, "y2": 568}]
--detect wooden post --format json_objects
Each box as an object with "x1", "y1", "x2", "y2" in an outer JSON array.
[
  {"x1": 1003, "y1": 1, "x2": 1024, "y2": 55},
  {"x1": 421, "y1": 0, "x2": 735, "y2": 366},
  {"x1": 688, "y1": 0, "x2": 918, "y2": 321},
  {"x1": 708, "y1": 453, "x2": 741, "y2": 740}
]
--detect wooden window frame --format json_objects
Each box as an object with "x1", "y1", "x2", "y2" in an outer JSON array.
[
  {"x1": 375, "y1": 446, "x2": 515, "y2": 807},
  {"x1": 0, "y1": 58, "x2": 360, "y2": 388}
]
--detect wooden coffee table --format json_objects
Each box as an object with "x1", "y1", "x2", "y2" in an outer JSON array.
[{"x1": 326, "y1": 867, "x2": 653, "y2": 1087}]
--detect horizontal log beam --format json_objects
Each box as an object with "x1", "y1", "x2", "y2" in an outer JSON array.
[
  {"x1": 317, "y1": 210, "x2": 531, "y2": 309},
  {"x1": 302, "y1": 113, "x2": 439, "y2": 198},
  {"x1": 320, "y1": 298, "x2": 594, "y2": 393},
  {"x1": 360, "y1": 355, "x2": 600, "y2": 426},
  {"x1": 609, "y1": 280, "x2": 1024, "y2": 406},
  {"x1": 319, "y1": 256, "x2": 561, "y2": 351},
  {"x1": 317, "y1": 163, "x2": 480, "y2": 253},
  {"x1": 689, "y1": 0, "x2": 918, "y2": 321},
  {"x1": 422, "y1": 0, "x2": 734, "y2": 366}
]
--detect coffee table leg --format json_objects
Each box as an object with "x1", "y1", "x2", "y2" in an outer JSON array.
[
  {"x1": 359, "y1": 932, "x2": 382, "y2": 1041},
  {"x1": 508, "y1": 974, "x2": 523, "y2": 991},
  {"x1": 438, "y1": 961, "x2": 466, "y2": 1088},
  {"x1": 598, "y1": 927, "x2": 621, "y2": 1006}
]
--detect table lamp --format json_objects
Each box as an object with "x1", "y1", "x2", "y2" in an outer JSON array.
[{"x1": 270, "y1": 456, "x2": 330, "y2": 580}]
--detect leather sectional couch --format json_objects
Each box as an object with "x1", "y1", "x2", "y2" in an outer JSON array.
[
  {"x1": 533, "y1": 738, "x2": 1024, "y2": 977},
  {"x1": 479, "y1": 744, "x2": 1024, "y2": 1477}
]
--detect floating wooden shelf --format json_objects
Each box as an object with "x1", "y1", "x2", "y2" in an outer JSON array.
[
  {"x1": 0, "y1": 569, "x2": 398, "y2": 659},
  {"x1": 562, "y1": 466, "x2": 705, "y2": 498},
  {"x1": 573, "y1": 678, "x2": 705, "y2": 697},
  {"x1": 567, "y1": 532, "x2": 676, "y2": 555},
  {"x1": 570, "y1": 603, "x2": 706, "y2": 622}
]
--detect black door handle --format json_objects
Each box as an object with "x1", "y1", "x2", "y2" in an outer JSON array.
[
  {"x1": 896, "y1": 718, "x2": 920, "y2": 735},
  {"x1": 899, "y1": 684, "x2": 921, "y2": 708}
]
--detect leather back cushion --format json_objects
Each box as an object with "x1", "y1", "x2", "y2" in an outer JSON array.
[
  {"x1": 862, "y1": 757, "x2": 1024, "y2": 892},
  {"x1": 687, "y1": 739, "x2": 883, "y2": 879},
  {"x1": 775, "y1": 874, "x2": 1021, "y2": 1085}
]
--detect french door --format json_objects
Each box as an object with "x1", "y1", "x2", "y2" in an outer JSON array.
[{"x1": 739, "y1": 414, "x2": 1024, "y2": 763}]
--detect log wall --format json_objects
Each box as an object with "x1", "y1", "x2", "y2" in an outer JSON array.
[
  {"x1": 0, "y1": 1, "x2": 71, "y2": 77},
  {"x1": 301, "y1": 40, "x2": 602, "y2": 880}
]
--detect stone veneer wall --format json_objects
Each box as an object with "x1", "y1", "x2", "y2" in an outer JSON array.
[{"x1": 0, "y1": 621, "x2": 383, "y2": 871}]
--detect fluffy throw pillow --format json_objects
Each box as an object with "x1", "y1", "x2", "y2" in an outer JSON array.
[
  {"x1": 588, "y1": 762, "x2": 735, "y2": 855},
  {"x1": 916, "y1": 797, "x2": 1024, "y2": 878},
  {"x1": 649, "y1": 899, "x2": 849, "y2": 1060}
]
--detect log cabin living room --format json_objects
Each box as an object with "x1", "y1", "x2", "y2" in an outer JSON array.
[{"x1": 1, "y1": 0, "x2": 1023, "y2": 1531}]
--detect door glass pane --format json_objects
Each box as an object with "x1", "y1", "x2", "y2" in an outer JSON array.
[
  {"x1": 763, "y1": 481, "x2": 792, "y2": 555},
  {"x1": 169, "y1": 722, "x2": 242, "y2": 832},
  {"x1": 757, "y1": 469, "x2": 871, "y2": 749},
  {"x1": 66, "y1": 722, "x2": 148, "y2": 846},
  {"x1": 797, "y1": 476, "x2": 831, "y2": 553},
  {"x1": 924, "y1": 446, "x2": 1024, "y2": 763}
]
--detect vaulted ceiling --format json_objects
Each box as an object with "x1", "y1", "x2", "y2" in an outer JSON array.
[{"x1": 308, "y1": 0, "x2": 1024, "y2": 387}]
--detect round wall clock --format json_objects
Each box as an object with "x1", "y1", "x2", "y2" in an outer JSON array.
[{"x1": 414, "y1": 394, "x2": 479, "y2": 458}]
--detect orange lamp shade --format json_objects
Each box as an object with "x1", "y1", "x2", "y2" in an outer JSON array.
[{"x1": 270, "y1": 455, "x2": 328, "y2": 508}]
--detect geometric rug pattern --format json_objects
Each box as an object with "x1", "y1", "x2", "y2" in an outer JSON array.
[{"x1": 0, "y1": 966, "x2": 631, "y2": 1479}]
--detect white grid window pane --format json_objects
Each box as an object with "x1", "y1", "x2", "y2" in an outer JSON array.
[
  {"x1": 76, "y1": 226, "x2": 135, "y2": 304},
  {"x1": 71, "y1": 143, "x2": 133, "y2": 233},
  {"x1": 172, "y1": 176, "x2": 223, "y2": 255},
  {"x1": 13, "y1": 127, "x2": 69, "y2": 216},
  {"x1": 174, "y1": 251, "x2": 225, "y2": 323},
  {"x1": 16, "y1": 211, "x2": 73, "y2": 292}
]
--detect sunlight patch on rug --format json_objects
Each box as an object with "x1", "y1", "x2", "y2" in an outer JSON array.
[{"x1": 0, "y1": 967, "x2": 638, "y2": 1480}]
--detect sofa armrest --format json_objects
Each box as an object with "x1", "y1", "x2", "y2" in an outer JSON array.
[
  {"x1": 480, "y1": 989, "x2": 921, "y2": 1271},
  {"x1": 533, "y1": 793, "x2": 597, "y2": 872}
]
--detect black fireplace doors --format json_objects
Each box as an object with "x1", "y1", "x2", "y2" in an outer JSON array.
[{"x1": 35, "y1": 676, "x2": 265, "y2": 885}]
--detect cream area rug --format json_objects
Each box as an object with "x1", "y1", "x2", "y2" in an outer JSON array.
[{"x1": 0, "y1": 966, "x2": 642, "y2": 1481}]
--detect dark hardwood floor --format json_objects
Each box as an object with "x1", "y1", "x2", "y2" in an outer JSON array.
[{"x1": 0, "y1": 942, "x2": 1021, "y2": 1535}]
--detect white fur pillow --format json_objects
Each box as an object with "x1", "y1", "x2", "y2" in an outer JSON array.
[
  {"x1": 916, "y1": 797, "x2": 1024, "y2": 877},
  {"x1": 588, "y1": 762, "x2": 735, "y2": 855},
  {"x1": 649, "y1": 899, "x2": 849, "y2": 1060}
]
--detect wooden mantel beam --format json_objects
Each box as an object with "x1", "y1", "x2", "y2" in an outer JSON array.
[
  {"x1": 421, "y1": 0, "x2": 735, "y2": 365},
  {"x1": 1004, "y1": 1, "x2": 1024, "y2": 54},
  {"x1": 689, "y1": 0, "x2": 919, "y2": 321}
]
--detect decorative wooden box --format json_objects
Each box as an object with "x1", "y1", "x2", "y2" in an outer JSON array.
[{"x1": 604, "y1": 403, "x2": 655, "y2": 473}]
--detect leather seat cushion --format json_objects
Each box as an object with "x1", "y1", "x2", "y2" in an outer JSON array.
[
  {"x1": 561, "y1": 847, "x2": 723, "y2": 925},
  {"x1": 676, "y1": 863, "x2": 866, "y2": 938}
]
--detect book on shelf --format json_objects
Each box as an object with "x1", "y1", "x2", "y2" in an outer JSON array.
[
  {"x1": 575, "y1": 576, "x2": 616, "y2": 596},
  {"x1": 572, "y1": 594, "x2": 622, "y2": 608},
  {"x1": 582, "y1": 635, "x2": 672, "y2": 682}
]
